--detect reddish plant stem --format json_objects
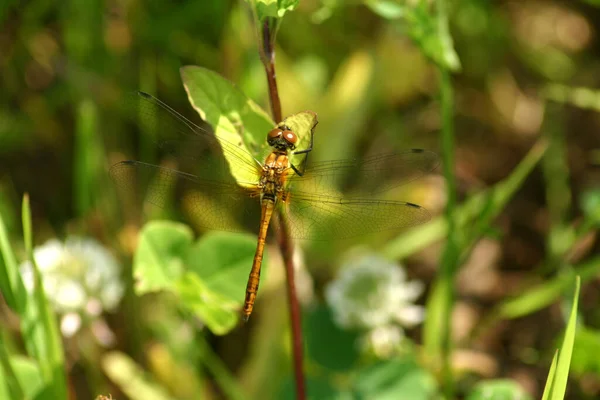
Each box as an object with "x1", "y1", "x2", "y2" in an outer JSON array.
[
  {"x1": 261, "y1": 20, "x2": 282, "y2": 122},
  {"x1": 259, "y1": 18, "x2": 306, "y2": 400}
]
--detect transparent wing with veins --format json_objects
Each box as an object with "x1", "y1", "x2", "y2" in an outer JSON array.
[{"x1": 110, "y1": 92, "x2": 438, "y2": 240}]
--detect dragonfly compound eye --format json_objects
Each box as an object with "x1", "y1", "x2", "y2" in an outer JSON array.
[
  {"x1": 267, "y1": 128, "x2": 283, "y2": 140},
  {"x1": 282, "y1": 130, "x2": 298, "y2": 145}
]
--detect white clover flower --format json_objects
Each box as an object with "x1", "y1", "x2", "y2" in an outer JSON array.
[
  {"x1": 20, "y1": 236, "x2": 124, "y2": 338},
  {"x1": 325, "y1": 252, "x2": 425, "y2": 356}
]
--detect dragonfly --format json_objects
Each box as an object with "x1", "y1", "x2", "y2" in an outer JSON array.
[{"x1": 110, "y1": 91, "x2": 438, "y2": 321}]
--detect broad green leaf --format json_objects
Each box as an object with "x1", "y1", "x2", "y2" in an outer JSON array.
[
  {"x1": 179, "y1": 232, "x2": 258, "y2": 334},
  {"x1": 550, "y1": 276, "x2": 580, "y2": 400},
  {"x1": 353, "y1": 358, "x2": 438, "y2": 400},
  {"x1": 180, "y1": 66, "x2": 274, "y2": 187},
  {"x1": 466, "y1": 379, "x2": 532, "y2": 400},
  {"x1": 102, "y1": 352, "x2": 175, "y2": 400},
  {"x1": 249, "y1": 0, "x2": 299, "y2": 20},
  {"x1": 304, "y1": 305, "x2": 360, "y2": 371},
  {"x1": 133, "y1": 221, "x2": 193, "y2": 293},
  {"x1": 185, "y1": 231, "x2": 258, "y2": 300},
  {"x1": 278, "y1": 110, "x2": 318, "y2": 167},
  {"x1": 175, "y1": 272, "x2": 239, "y2": 335},
  {"x1": 541, "y1": 351, "x2": 559, "y2": 400}
]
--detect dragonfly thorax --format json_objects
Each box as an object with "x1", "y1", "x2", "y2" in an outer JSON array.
[{"x1": 259, "y1": 152, "x2": 290, "y2": 202}]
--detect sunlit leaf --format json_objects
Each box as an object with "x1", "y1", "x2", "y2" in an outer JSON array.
[
  {"x1": 541, "y1": 351, "x2": 559, "y2": 400},
  {"x1": 549, "y1": 276, "x2": 580, "y2": 400},
  {"x1": 175, "y1": 272, "x2": 239, "y2": 335},
  {"x1": 133, "y1": 221, "x2": 193, "y2": 293},
  {"x1": 278, "y1": 110, "x2": 318, "y2": 166},
  {"x1": 185, "y1": 231, "x2": 258, "y2": 301},
  {"x1": 181, "y1": 232, "x2": 258, "y2": 335},
  {"x1": 180, "y1": 66, "x2": 275, "y2": 185},
  {"x1": 249, "y1": 0, "x2": 299, "y2": 19}
]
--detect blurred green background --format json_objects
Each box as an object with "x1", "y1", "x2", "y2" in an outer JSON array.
[{"x1": 1, "y1": 0, "x2": 600, "y2": 399}]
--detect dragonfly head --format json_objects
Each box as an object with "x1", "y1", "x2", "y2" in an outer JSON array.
[{"x1": 267, "y1": 127, "x2": 297, "y2": 151}]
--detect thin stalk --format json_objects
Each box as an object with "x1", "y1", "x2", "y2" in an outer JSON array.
[
  {"x1": 260, "y1": 19, "x2": 282, "y2": 122},
  {"x1": 259, "y1": 18, "x2": 306, "y2": 400},
  {"x1": 437, "y1": 63, "x2": 457, "y2": 399},
  {"x1": 423, "y1": 0, "x2": 458, "y2": 396}
]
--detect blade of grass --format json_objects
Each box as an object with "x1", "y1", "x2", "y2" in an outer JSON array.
[
  {"x1": 494, "y1": 256, "x2": 598, "y2": 320},
  {"x1": 383, "y1": 138, "x2": 548, "y2": 260},
  {"x1": 0, "y1": 332, "x2": 25, "y2": 400},
  {"x1": 550, "y1": 276, "x2": 580, "y2": 399},
  {"x1": 0, "y1": 200, "x2": 26, "y2": 314},
  {"x1": 422, "y1": 63, "x2": 457, "y2": 396},
  {"x1": 21, "y1": 194, "x2": 67, "y2": 399},
  {"x1": 542, "y1": 102, "x2": 574, "y2": 268},
  {"x1": 541, "y1": 350, "x2": 558, "y2": 400}
]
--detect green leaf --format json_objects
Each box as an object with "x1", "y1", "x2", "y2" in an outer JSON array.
[
  {"x1": 495, "y1": 257, "x2": 599, "y2": 320},
  {"x1": 278, "y1": 110, "x2": 318, "y2": 167},
  {"x1": 133, "y1": 221, "x2": 194, "y2": 293},
  {"x1": 549, "y1": 276, "x2": 580, "y2": 400},
  {"x1": 185, "y1": 231, "x2": 258, "y2": 300},
  {"x1": 353, "y1": 358, "x2": 438, "y2": 400},
  {"x1": 250, "y1": 0, "x2": 299, "y2": 19},
  {"x1": 175, "y1": 272, "x2": 239, "y2": 335},
  {"x1": 304, "y1": 305, "x2": 360, "y2": 371},
  {"x1": 0, "y1": 356, "x2": 44, "y2": 400},
  {"x1": 178, "y1": 232, "x2": 258, "y2": 334},
  {"x1": 466, "y1": 379, "x2": 532, "y2": 400},
  {"x1": 180, "y1": 66, "x2": 274, "y2": 186},
  {"x1": 364, "y1": 0, "x2": 405, "y2": 19},
  {"x1": 541, "y1": 351, "x2": 559, "y2": 400},
  {"x1": 0, "y1": 199, "x2": 26, "y2": 314}
]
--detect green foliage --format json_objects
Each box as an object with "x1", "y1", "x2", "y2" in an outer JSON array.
[
  {"x1": 466, "y1": 379, "x2": 532, "y2": 400},
  {"x1": 250, "y1": 0, "x2": 300, "y2": 19},
  {"x1": 366, "y1": 0, "x2": 460, "y2": 71},
  {"x1": 2, "y1": 0, "x2": 599, "y2": 399},
  {"x1": 352, "y1": 358, "x2": 437, "y2": 400},
  {"x1": 181, "y1": 66, "x2": 274, "y2": 185},
  {"x1": 304, "y1": 306, "x2": 361, "y2": 371},
  {"x1": 0, "y1": 197, "x2": 67, "y2": 400},
  {"x1": 549, "y1": 277, "x2": 580, "y2": 399},
  {"x1": 133, "y1": 221, "x2": 260, "y2": 334}
]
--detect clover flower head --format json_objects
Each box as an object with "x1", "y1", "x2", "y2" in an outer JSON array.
[
  {"x1": 325, "y1": 252, "x2": 425, "y2": 356},
  {"x1": 20, "y1": 236, "x2": 124, "y2": 338}
]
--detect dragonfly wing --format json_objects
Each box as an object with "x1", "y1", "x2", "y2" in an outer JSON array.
[
  {"x1": 110, "y1": 160, "x2": 262, "y2": 234},
  {"x1": 124, "y1": 91, "x2": 264, "y2": 184},
  {"x1": 289, "y1": 149, "x2": 439, "y2": 195},
  {"x1": 280, "y1": 192, "x2": 431, "y2": 240}
]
